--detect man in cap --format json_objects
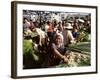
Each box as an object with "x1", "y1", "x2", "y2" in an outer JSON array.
[{"x1": 63, "y1": 23, "x2": 75, "y2": 46}]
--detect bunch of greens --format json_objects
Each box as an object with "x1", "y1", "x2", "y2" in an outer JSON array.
[{"x1": 23, "y1": 40, "x2": 44, "y2": 69}]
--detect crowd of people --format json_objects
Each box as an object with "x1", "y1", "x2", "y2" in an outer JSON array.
[{"x1": 23, "y1": 16, "x2": 91, "y2": 67}]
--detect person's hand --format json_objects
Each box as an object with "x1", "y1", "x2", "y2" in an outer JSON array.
[
  {"x1": 70, "y1": 39, "x2": 76, "y2": 44},
  {"x1": 63, "y1": 56, "x2": 68, "y2": 63}
]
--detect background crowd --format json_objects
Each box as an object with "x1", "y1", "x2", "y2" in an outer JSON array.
[{"x1": 23, "y1": 10, "x2": 91, "y2": 68}]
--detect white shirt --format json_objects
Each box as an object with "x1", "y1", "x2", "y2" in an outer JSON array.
[{"x1": 45, "y1": 24, "x2": 49, "y2": 33}]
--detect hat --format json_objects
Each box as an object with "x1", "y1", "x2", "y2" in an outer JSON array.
[
  {"x1": 64, "y1": 23, "x2": 73, "y2": 29},
  {"x1": 77, "y1": 19, "x2": 84, "y2": 23}
]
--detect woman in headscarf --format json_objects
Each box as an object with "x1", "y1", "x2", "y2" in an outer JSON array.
[{"x1": 48, "y1": 33, "x2": 68, "y2": 66}]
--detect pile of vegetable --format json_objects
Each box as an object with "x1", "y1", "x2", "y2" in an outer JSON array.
[{"x1": 55, "y1": 51, "x2": 90, "y2": 67}]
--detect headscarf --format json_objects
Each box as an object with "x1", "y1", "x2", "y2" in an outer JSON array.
[{"x1": 54, "y1": 33, "x2": 64, "y2": 46}]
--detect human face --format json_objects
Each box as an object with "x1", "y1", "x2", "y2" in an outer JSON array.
[{"x1": 55, "y1": 35, "x2": 62, "y2": 45}]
